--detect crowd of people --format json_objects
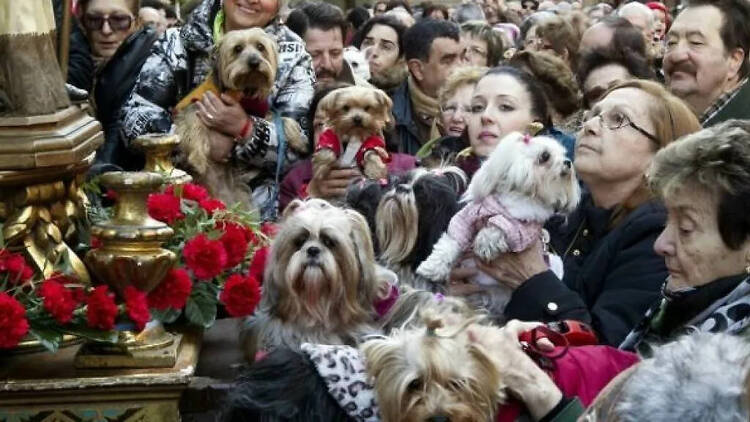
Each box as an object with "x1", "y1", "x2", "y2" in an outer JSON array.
[{"x1": 60, "y1": 0, "x2": 750, "y2": 419}]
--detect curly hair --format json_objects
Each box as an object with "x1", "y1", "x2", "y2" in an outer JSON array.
[
  {"x1": 509, "y1": 50, "x2": 581, "y2": 119},
  {"x1": 649, "y1": 120, "x2": 750, "y2": 250},
  {"x1": 576, "y1": 47, "x2": 655, "y2": 108},
  {"x1": 534, "y1": 14, "x2": 580, "y2": 69}
]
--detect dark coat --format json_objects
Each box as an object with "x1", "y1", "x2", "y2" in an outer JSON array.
[
  {"x1": 388, "y1": 80, "x2": 425, "y2": 155},
  {"x1": 504, "y1": 193, "x2": 668, "y2": 347},
  {"x1": 703, "y1": 79, "x2": 750, "y2": 127},
  {"x1": 278, "y1": 153, "x2": 417, "y2": 212},
  {"x1": 93, "y1": 28, "x2": 160, "y2": 170},
  {"x1": 53, "y1": 0, "x2": 94, "y2": 92}
]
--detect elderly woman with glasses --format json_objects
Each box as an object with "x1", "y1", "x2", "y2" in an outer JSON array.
[
  {"x1": 75, "y1": 0, "x2": 161, "y2": 171},
  {"x1": 458, "y1": 80, "x2": 702, "y2": 346}
]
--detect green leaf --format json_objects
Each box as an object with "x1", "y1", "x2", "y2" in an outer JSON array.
[
  {"x1": 63, "y1": 326, "x2": 119, "y2": 343},
  {"x1": 185, "y1": 282, "x2": 219, "y2": 328},
  {"x1": 29, "y1": 324, "x2": 63, "y2": 353},
  {"x1": 151, "y1": 307, "x2": 182, "y2": 324}
]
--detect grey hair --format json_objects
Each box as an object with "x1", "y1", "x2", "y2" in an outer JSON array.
[
  {"x1": 453, "y1": 3, "x2": 486, "y2": 24},
  {"x1": 617, "y1": 2, "x2": 654, "y2": 29},
  {"x1": 615, "y1": 332, "x2": 750, "y2": 422}
]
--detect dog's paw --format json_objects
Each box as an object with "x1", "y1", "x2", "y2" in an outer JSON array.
[
  {"x1": 282, "y1": 117, "x2": 308, "y2": 154},
  {"x1": 362, "y1": 151, "x2": 387, "y2": 179},
  {"x1": 416, "y1": 259, "x2": 452, "y2": 282},
  {"x1": 473, "y1": 228, "x2": 508, "y2": 262}
]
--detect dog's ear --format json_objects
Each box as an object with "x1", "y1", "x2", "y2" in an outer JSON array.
[
  {"x1": 372, "y1": 89, "x2": 394, "y2": 128},
  {"x1": 282, "y1": 199, "x2": 306, "y2": 219},
  {"x1": 211, "y1": 43, "x2": 224, "y2": 90},
  {"x1": 318, "y1": 90, "x2": 341, "y2": 119}
]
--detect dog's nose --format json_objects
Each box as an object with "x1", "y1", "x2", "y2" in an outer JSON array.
[
  {"x1": 306, "y1": 246, "x2": 321, "y2": 258},
  {"x1": 353, "y1": 115, "x2": 363, "y2": 126},
  {"x1": 247, "y1": 54, "x2": 261, "y2": 68},
  {"x1": 426, "y1": 416, "x2": 450, "y2": 422},
  {"x1": 563, "y1": 159, "x2": 572, "y2": 169}
]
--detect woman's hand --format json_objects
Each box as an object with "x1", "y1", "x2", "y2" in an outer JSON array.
[
  {"x1": 196, "y1": 92, "x2": 249, "y2": 138},
  {"x1": 307, "y1": 167, "x2": 362, "y2": 199},
  {"x1": 469, "y1": 320, "x2": 562, "y2": 421},
  {"x1": 476, "y1": 239, "x2": 549, "y2": 290},
  {"x1": 208, "y1": 130, "x2": 235, "y2": 163},
  {"x1": 447, "y1": 258, "x2": 485, "y2": 297}
]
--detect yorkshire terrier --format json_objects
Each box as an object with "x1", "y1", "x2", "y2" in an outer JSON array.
[
  {"x1": 346, "y1": 167, "x2": 467, "y2": 291},
  {"x1": 240, "y1": 198, "x2": 395, "y2": 363},
  {"x1": 174, "y1": 28, "x2": 307, "y2": 207},
  {"x1": 311, "y1": 86, "x2": 393, "y2": 189},
  {"x1": 417, "y1": 132, "x2": 581, "y2": 317}
]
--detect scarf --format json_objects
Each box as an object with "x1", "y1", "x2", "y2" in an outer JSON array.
[{"x1": 407, "y1": 75, "x2": 440, "y2": 128}]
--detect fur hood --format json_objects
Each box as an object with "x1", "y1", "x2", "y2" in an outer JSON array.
[
  {"x1": 370, "y1": 62, "x2": 409, "y2": 94},
  {"x1": 584, "y1": 332, "x2": 750, "y2": 421}
]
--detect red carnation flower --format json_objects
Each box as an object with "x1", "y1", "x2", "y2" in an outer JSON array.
[
  {"x1": 220, "y1": 274, "x2": 261, "y2": 317},
  {"x1": 219, "y1": 222, "x2": 250, "y2": 268},
  {"x1": 0, "y1": 292, "x2": 29, "y2": 349},
  {"x1": 147, "y1": 192, "x2": 184, "y2": 224},
  {"x1": 165, "y1": 183, "x2": 209, "y2": 202},
  {"x1": 124, "y1": 286, "x2": 150, "y2": 331},
  {"x1": 105, "y1": 189, "x2": 119, "y2": 201},
  {"x1": 148, "y1": 268, "x2": 193, "y2": 310},
  {"x1": 0, "y1": 249, "x2": 34, "y2": 284},
  {"x1": 248, "y1": 246, "x2": 269, "y2": 283},
  {"x1": 39, "y1": 279, "x2": 76, "y2": 324},
  {"x1": 199, "y1": 198, "x2": 226, "y2": 215},
  {"x1": 86, "y1": 285, "x2": 118, "y2": 331},
  {"x1": 184, "y1": 234, "x2": 228, "y2": 280}
]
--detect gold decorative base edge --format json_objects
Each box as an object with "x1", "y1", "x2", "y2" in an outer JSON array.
[{"x1": 73, "y1": 334, "x2": 183, "y2": 369}]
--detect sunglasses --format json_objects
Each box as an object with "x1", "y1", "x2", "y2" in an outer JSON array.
[{"x1": 82, "y1": 13, "x2": 134, "y2": 31}]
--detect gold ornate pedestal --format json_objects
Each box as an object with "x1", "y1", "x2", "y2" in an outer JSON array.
[
  {"x1": 133, "y1": 133, "x2": 192, "y2": 185},
  {"x1": 0, "y1": 328, "x2": 202, "y2": 422}
]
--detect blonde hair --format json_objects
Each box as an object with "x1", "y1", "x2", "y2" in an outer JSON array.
[
  {"x1": 438, "y1": 66, "x2": 487, "y2": 107},
  {"x1": 602, "y1": 79, "x2": 702, "y2": 227}
]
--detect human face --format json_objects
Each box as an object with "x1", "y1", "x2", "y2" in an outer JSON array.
[
  {"x1": 428, "y1": 9, "x2": 446, "y2": 20},
  {"x1": 461, "y1": 34, "x2": 489, "y2": 66},
  {"x1": 362, "y1": 24, "x2": 400, "y2": 77},
  {"x1": 575, "y1": 88, "x2": 658, "y2": 187},
  {"x1": 82, "y1": 0, "x2": 136, "y2": 59},
  {"x1": 521, "y1": 0, "x2": 537, "y2": 16},
  {"x1": 652, "y1": 9, "x2": 666, "y2": 40},
  {"x1": 138, "y1": 7, "x2": 167, "y2": 35},
  {"x1": 579, "y1": 23, "x2": 614, "y2": 54},
  {"x1": 583, "y1": 63, "x2": 632, "y2": 108},
  {"x1": 440, "y1": 83, "x2": 475, "y2": 137},
  {"x1": 467, "y1": 73, "x2": 535, "y2": 157},
  {"x1": 411, "y1": 37, "x2": 462, "y2": 98},
  {"x1": 305, "y1": 28, "x2": 344, "y2": 84},
  {"x1": 374, "y1": 2, "x2": 388, "y2": 15},
  {"x1": 663, "y1": 6, "x2": 742, "y2": 115},
  {"x1": 223, "y1": 0, "x2": 278, "y2": 31},
  {"x1": 655, "y1": 185, "x2": 750, "y2": 291}
]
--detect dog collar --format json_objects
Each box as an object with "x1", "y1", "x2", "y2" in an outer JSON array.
[{"x1": 300, "y1": 343, "x2": 380, "y2": 422}]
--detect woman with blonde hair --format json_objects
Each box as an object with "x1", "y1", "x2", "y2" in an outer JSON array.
[{"x1": 455, "y1": 80, "x2": 702, "y2": 346}]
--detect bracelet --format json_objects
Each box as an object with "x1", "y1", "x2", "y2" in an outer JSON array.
[{"x1": 235, "y1": 117, "x2": 253, "y2": 142}]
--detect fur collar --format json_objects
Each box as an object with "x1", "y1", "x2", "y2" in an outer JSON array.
[
  {"x1": 300, "y1": 343, "x2": 380, "y2": 422},
  {"x1": 370, "y1": 63, "x2": 409, "y2": 93}
]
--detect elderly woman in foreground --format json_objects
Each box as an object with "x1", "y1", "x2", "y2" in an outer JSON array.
[{"x1": 495, "y1": 119, "x2": 750, "y2": 421}]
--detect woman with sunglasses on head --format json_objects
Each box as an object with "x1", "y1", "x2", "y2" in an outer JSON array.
[
  {"x1": 454, "y1": 80, "x2": 701, "y2": 347},
  {"x1": 76, "y1": 0, "x2": 160, "y2": 171}
]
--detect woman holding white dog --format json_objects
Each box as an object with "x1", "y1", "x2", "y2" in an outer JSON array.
[
  {"x1": 121, "y1": 0, "x2": 315, "y2": 218},
  {"x1": 454, "y1": 80, "x2": 701, "y2": 346}
]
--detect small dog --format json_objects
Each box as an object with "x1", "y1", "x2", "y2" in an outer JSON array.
[
  {"x1": 362, "y1": 312, "x2": 505, "y2": 422},
  {"x1": 312, "y1": 86, "x2": 393, "y2": 185},
  {"x1": 417, "y1": 132, "x2": 581, "y2": 316},
  {"x1": 346, "y1": 167, "x2": 467, "y2": 291},
  {"x1": 174, "y1": 28, "x2": 306, "y2": 207},
  {"x1": 344, "y1": 46, "x2": 371, "y2": 81},
  {"x1": 241, "y1": 198, "x2": 394, "y2": 363}
]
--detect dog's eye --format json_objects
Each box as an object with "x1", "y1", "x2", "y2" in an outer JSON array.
[
  {"x1": 294, "y1": 234, "x2": 308, "y2": 249},
  {"x1": 407, "y1": 378, "x2": 422, "y2": 392},
  {"x1": 342, "y1": 105, "x2": 350, "y2": 112},
  {"x1": 364, "y1": 105, "x2": 370, "y2": 112},
  {"x1": 256, "y1": 42, "x2": 265, "y2": 52},
  {"x1": 233, "y1": 45, "x2": 243, "y2": 55},
  {"x1": 539, "y1": 150, "x2": 551, "y2": 164},
  {"x1": 321, "y1": 234, "x2": 336, "y2": 249}
]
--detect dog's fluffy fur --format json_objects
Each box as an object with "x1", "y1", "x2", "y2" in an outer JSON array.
[
  {"x1": 175, "y1": 28, "x2": 306, "y2": 207},
  {"x1": 312, "y1": 86, "x2": 393, "y2": 182},
  {"x1": 613, "y1": 332, "x2": 750, "y2": 422},
  {"x1": 417, "y1": 132, "x2": 580, "y2": 317},
  {"x1": 241, "y1": 198, "x2": 392, "y2": 363},
  {"x1": 346, "y1": 167, "x2": 467, "y2": 291},
  {"x1": 344, "y1": 46, "x2": 371, "y2": 81}
]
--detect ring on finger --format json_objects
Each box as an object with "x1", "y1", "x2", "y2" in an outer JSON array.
[{"x1": 206, "y1": 113, "x2": 214, "y2": 121}]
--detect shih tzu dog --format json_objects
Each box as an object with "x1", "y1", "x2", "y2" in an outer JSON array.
[
  {"x1": 343, "y1": 46, "x2": 371, "y2": 81},
  {"x1": 346, "y1": 167, "x2": 467, "y2": 291},
  {"x1": 174, "y1": 28, "x2": 306, "y2": 207},
  {"x1": 225, "y1": 292, "x2": 504, "y2": 422},
  {"x1": 312, "y1": 86, "x2": 393, "y2": 186},
  {"x1": 417, "y1": 132, "x2": 581, "y2": 317},
  {"x1": 240, "y1": 198, "x2": 394, "y2": 363}
]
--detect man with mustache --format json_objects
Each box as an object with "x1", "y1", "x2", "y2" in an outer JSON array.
[
  {"x1": 663, "y1": 0, "x2": 750, "y2": 126},
  {"x1": 295, "y1": 2, "x2": 370, "y2": 87}
]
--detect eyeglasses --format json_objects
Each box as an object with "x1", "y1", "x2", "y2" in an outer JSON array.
[
  {"x1": 584, "y1": 108, "x2": 659, "y2": 144},
  {"x1": 82, "y1": 13, "x2": 134, "y2": 32}
]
